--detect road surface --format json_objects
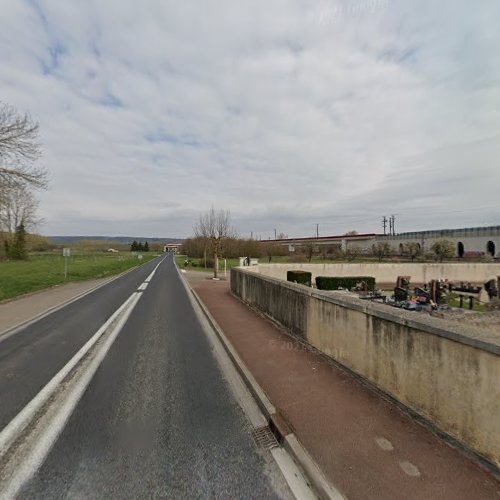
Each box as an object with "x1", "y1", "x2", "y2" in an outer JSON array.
[{"x1": 0, "y1": 254, "x2": 295, "y2": 499}]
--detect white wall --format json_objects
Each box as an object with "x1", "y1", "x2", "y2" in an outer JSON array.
[{"x1": 248, "y1": 262, "x2": 500, "y2": 284}]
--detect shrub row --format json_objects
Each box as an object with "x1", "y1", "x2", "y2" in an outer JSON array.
[
  {"x1": 316, "y1": 276, "x2": 376, "y2": 291},
  {"x1": 287, "y1": 270, "x2": 312, "y2": 286}
]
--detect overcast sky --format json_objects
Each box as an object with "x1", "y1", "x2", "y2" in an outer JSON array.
[{"x1": 1, "y1": 0, "x2": 499, "y2": 239}]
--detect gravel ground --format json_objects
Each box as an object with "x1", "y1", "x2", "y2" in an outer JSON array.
[{"x1": 431, "y1": 308, "x2": 500, "y2": 337}]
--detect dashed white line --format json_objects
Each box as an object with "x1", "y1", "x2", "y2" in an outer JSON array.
[
  {"x1": 144, "y1": 260, "x2": 164, "y2": 282},
  {"x1": 0, "y1": 258, "x2": 166, "y2": 497}
]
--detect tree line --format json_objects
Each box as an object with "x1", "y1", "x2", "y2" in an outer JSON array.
[
  {"x1": 1, "y1": 102, "x2": 47, "y2": 260},
  {"x1": 130, "y1": 241, "x2": 150, "y2": 252},
  {"x1": 182, "y1": 210, "x2": 466, "y2": 277}
]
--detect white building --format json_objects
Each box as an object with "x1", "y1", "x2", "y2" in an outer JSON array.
[{"x1": 266, "y1": 225, "x2": 500, "y2": 258}]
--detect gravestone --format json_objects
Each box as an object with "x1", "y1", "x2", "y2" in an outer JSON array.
[
  {"x1": 394, "y1": 287, "x2": 408, "y2": 302},
  {"x1": 396, "y1": 276, "x2": 411, "y2": 289}
]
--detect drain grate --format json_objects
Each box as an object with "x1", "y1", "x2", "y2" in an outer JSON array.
[{"x1": 252, "y1": 425, "x2": 279, "y2": 450}]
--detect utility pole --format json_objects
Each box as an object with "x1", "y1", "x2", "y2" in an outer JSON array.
[
  {"x1": 382, "y1": 216, "x2": 387, "y2": 235},
  {"x1": 250, "y1": 231, "x2": 253, "y2": 239},
  {"x1": 274, "y1": 228, "x2": 277, "y2": 240},
  {"x1": 316, "y1": 223, "x2": 319, "y2": 238},
  {"x1": 389, "y1": 217, "x2": 393, "y2": 236},
  {"x1": 390, "y1": 215, "x2": 396, "y2": 235}
]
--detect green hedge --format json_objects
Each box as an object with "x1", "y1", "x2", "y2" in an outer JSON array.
[
  {"x1": 287, "y1": 270, "x2": 312, "y2": 286},
  {"x1": 316, "y1": 276, "x2": 376, "y2": 291}
]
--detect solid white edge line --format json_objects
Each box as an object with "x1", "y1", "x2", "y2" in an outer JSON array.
[
  {"x1": 174, "y1": 262, "x2": 319, "y2": 500},
  {"x1": 0, "y1": 292, "x2": 137, "y2": 455},
  {"x1": 1, "y1": 291, "x2": 143, "y2": 498},
  {"x1": 0, "y1": 255, "x2": 164, "y2": 343},
  {"x1": 0, "y1": 257, "x2": 167, "y2": 453},
  {"x1": 0, "y1": 257, "x2": 168, "y2": 496}
]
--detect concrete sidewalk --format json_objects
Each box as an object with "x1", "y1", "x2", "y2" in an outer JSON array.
[
  {"x1": 0, "y1": 277, "x2": 112, "y2": 335},
  {"x1": 187, "y1": 274, "x2": 500, "y2": 500}
]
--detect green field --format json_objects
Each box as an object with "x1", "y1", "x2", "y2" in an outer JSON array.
[
  {"x1": 0, "y1": 251, "x2": 160, "y2": 302},
  {"x1": 445, "y1": 292, "x2": 486, "y2": 312},
  {"x1": 175, "y1": 255, "x2": 240, "y2": 273}
]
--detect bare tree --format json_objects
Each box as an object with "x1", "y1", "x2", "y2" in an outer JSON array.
[
  {"x1": 343, "y1": 246, "x2": 360, "y2": 262},
  {"x1": 0, "y1": 102, "x2": 47, "y2": 195},
  {"x1": 372, "y1": 242, "x2": 392, "y2": 262},
  {"x1": 404, "y1": 242, "x2": 423, "y2": 261},
  {"x1": 0, "y1": 184, "x2": 41, "y2": 234},
  {"x1": 303, "y1": 241, "x2": 315, "y2": 262},
  {"x1": 194, "y1": 207, "x2": 236, "y2": 278}
]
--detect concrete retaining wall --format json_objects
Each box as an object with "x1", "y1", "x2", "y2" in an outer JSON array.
[
  {"x1": 248, "y1": 262, "x2": 500, "y2": 285},
  {"x1": 231, "y1": 267, "x2": 500, "y2": 468}
]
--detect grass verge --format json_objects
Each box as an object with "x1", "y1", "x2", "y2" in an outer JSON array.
[
  {"x1": 0, "y1": 252, "x2": 160, "y2": 302},
  {"x1": 175, "y1": 255, "x2": 240, "y2": 274}
]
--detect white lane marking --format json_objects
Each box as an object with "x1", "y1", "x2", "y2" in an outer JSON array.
[
  {"x1": 375, "y1": 437, "x2": 394, "y2": 451},
  {"x1": 399, "y1": 460, "x2": 421, "y2": 477},
  {"x1": 0, "y1": 292, "x2": 136, "y2": 453},
  {"x1": 144, "y1": 260, "x2": 164, "y2": 282},
  {"x1": 137, "y1": 282, "x2": 149, "y2": 291},
  {"x1": 0, "y1": 292, "x2": 144, "y2": 497},
  {"x1": 0, "y1": 256, "x2": 165, "y2": 344}
]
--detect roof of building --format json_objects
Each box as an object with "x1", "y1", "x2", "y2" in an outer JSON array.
[{"x1": 261, "y1": 233, "x2": 380, "y2": 243}]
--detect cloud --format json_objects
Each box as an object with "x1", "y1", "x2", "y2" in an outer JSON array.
[{"x1": 1, "y1": 0, "x2": 499, "y2": 238}]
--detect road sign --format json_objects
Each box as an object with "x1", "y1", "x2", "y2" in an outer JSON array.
[{"x1": 63, "y1": 248, "x2": 71, "y2": 257}]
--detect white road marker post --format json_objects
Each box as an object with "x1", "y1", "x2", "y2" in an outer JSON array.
[{"x1": 63, "y1": 248, "x2": 71, "y2": 280}]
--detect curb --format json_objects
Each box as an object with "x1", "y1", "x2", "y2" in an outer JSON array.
[
  {"x1": 187, "y1": 282, "x2": 343, "y2": 500},
  {"x1": 0, "y1": 256, "x2": 163, "y2": 343}
]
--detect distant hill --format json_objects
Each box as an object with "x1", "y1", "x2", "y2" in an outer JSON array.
[{"x1": 48, "y1": 236, "x2": 182, "y2": 245}]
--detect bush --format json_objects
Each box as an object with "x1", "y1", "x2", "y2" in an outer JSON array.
[
  {"x1": 287, "y1": 270, "x2": 312, "y2": 286},
  {"x1": 431, "y1": 239, "x2": 455, "y2": 262},
  {"x1": 316, "y1": 276, "x2": 376, "y2": 291}
]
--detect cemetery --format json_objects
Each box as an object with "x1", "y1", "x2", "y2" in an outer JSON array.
[
  {"x1": 281, "y1": 264, "x2": 500, "y2": 330},
  {"x1": 231, "y1": 262, "x2": 500, "y2": 468}
]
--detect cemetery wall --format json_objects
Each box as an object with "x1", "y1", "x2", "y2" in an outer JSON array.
[
  {"x1": 247, "y1": 262, "x2": 500, "y2": 284},
  {"x1": 231, "y1": 267, "x2": 500, "y2": 468}
]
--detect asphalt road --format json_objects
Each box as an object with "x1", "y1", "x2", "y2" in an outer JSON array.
[
  {"x1": 0, "y1": 257, "x2": 162, "y2": 431},
  {"x1": 2, "y1": 254, "x2": 292, "y2": 499}
]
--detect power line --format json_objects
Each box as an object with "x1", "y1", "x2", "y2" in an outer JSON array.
[{"x1": 309, "y1": 204, "x2": 500, "y2": 223}]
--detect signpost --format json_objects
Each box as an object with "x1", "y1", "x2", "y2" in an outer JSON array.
[{"x1": 63, "y1": 248, "x2": 71, "y2": 280}]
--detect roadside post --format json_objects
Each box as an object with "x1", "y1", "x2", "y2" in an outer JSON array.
[{"x1": 63, "y1": 248, "x2": 71, "y2": 280}]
